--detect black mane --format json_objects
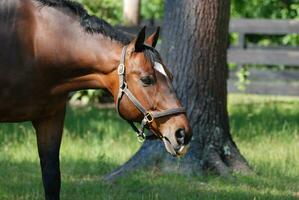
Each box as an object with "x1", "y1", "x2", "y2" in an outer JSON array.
[
  {"x1": 37, "y1": 0, "x2": 131, "y2": 44},
  {"x1": 143, "y1": 45, "x2": 162, "y2": 65}
]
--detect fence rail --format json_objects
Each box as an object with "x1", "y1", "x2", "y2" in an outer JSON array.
[
  {"x1": 227, "y1": 48, "x2": 299, "y2": 65},
  {"x1": 227, "y1": 20, "x2": 299, "y2": 95},
  {"x1": 229, "y1": 19, "x2": 299, "y2": 34},
  {"x1": 228, "y1": 19, "x2": 299, "y2": 67},
  {"x1": 117, "y1": 19, "x2": 299, "y2": 66}
]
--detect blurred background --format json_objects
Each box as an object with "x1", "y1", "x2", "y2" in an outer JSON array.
[{"x1": 71, "y1": 0, "x2": 299, "y2": 105}]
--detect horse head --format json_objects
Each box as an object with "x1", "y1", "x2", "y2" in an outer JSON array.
[{"x1": 113, "y1": 27, "x2": 192, "y2": 156}]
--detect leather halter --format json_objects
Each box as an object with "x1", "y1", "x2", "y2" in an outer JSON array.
[{"x1": 116, "y1": 46, "x2": 186, "y2": 141}]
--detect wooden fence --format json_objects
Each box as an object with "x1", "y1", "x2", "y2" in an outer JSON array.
[
  {"x1": 117, "y1": 19, "x2": 299, "y2": 96},
  {"x1": 228, "y1": 19, "x2": 299, "y2": 66}
]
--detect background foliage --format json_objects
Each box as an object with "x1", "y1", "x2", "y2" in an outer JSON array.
[
  {"x1": 76, "y1": 0, "x2": 299, "y2": 23},
  {"x1": 76, "y1": 0, "x2": 299, "y2": 47},
  {"x1": 76, "y1": 0, "x2": 164, "y2": 25},
  {"x1": 231, "y1": 0, "x2": 299, "y2": 19},
  {"x1": 231, "y1": 0, "x2": 299, "y2": 47},
  {"x1": 73, "y1": 0, "x2": 299, "y2": 100},
  {"x1": 75, "y1": 0, "x2": 299, "y2": 52}
]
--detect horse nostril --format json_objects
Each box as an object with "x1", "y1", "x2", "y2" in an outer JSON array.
[{"x1": 175, "y1": 128, "x2": 185, "y2": 145}]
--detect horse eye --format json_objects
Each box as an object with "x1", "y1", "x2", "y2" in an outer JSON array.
[{"x1": 140, "y1": 75, "x2": 155, "y2": 86}]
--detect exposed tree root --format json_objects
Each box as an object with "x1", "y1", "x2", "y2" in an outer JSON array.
[
  {"x1": 103, "y1": 137, "x2": 252, "y2": 182},
  {"x1": 224, "y1": 141, "x2": 253, "y2": 174},
  {"x1": 206, "y1": 149, "x2": 231, "y2": 177}
]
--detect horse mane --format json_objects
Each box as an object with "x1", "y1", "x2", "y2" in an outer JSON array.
[
  {"x1": 143, "y1": 46, "x2": 162, "y2": 65},
  {"x1": 36, "y1": 0, "x2": 131, "y2": 44},
  {"x1": 36, "y1": 0, "x2": 164, "y2": 69}
]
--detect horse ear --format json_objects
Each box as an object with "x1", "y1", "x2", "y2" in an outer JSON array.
[
  {"x1": 133, "y1": 26, "x2": 146, "y2": 52},
  {"x1": 145, "y1": 27, "x2": 160, "y2": 48}
]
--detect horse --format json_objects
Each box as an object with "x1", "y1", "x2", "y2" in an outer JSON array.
[{"x1": 0, "y1": 0, "x2": 192, "y2": 199}]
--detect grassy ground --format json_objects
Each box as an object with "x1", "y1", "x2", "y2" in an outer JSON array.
[{"x1": 0, "y1": 94, "x2": 298, "y2": 200}]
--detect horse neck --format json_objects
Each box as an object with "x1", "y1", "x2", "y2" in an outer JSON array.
[{"x1": 34, "y1": 5, "x2": 124, "y2": 95}]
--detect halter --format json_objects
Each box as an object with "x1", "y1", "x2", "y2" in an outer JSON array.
[{"x1": 116, "y1": 46, "x2": 186, "y2": 141}]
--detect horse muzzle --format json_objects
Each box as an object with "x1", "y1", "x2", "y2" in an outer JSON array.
[{"x1": 162, "y1": 135, "x2": 190, "y2": 157}]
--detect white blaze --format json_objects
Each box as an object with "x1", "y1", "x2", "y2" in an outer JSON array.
[{"x1": 154, "y1": 62, "x2": 168, "y2": 77}]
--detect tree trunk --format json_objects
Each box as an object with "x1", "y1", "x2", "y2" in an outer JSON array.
[
  {"x1": 105, "y1": 0, "x2": 251, "y2": 181},
  {"x1": 123, "y1": 0, "x2": 140, "y2": 26}
]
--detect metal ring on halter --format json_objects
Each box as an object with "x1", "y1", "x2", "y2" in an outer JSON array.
[
  {"x1": 137, "y1": 132, "x2": 146, "y2": 142},
  {"x1": 144, "y1": 112, "x2": 154, "y2": 123},
  {"x1": 118, "y1": 63, "x2": 125, "y2": 75}
]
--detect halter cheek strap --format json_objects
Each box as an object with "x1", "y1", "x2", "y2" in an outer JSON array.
[{"x1": 116, "y1": 46, "x2": 186, "y2": 141}]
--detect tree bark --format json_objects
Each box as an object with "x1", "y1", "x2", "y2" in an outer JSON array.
[
  {"x1": 123, "y1": 0, "x2": 141, "y2": 26},
  {"x1": 105, "y1": 0, "x2": 251, "y2": 181}
]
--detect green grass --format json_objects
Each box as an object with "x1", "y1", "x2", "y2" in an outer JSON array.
[{"x1": 0, "y1": 94, "x2": 298, "y2": 200}]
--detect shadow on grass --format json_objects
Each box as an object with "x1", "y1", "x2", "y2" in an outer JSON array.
[
  {"x1": 0, "y1": 101, "x2": 298, "y2": 199},
  {"x1": 0, "y1": 106, "x2": 132, "y2": 147},
  {"x1": 0, "y1": 159, "x2": 297, "y2": 200},
  {"x1": 2, "y1": 101, "x2": 297, "y2": 143}
]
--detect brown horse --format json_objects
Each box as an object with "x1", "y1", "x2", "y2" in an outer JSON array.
[{"x1": 0, "y1": 0, "x2": 191, "y2": 199}]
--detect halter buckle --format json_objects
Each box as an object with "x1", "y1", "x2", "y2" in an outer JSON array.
[
  {"x1": 118, "y1": 64, "x2": 125, "y2": 75},
  {"x1": 145, "y1": 112, "x2": 154, "y2": 123}
]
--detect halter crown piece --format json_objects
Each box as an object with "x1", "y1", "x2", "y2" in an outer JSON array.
[{"x1": 116, "y1": 46, "x2": 186, "y2": 141}]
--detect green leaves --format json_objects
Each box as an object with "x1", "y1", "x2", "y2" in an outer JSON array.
[
  {"x1": 75, "y1": 0, "x2": 164, "y2": 25},
  {"x1": 69, "y1": 90, "x2": 104, "y2": 105},
  {"x1": 141, "y1": 0, "x2": 164, "y2": 20},
  {"x1": 76, "y1": 0, "x2": 122, "y2": 25},
  {"x1": 231, "y1": 0, "x2": 299, "y2": 19}
]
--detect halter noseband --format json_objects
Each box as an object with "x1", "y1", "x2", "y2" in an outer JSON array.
[{"x1": 116, "y1": 46, "x2": 186, "y2": 141}]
